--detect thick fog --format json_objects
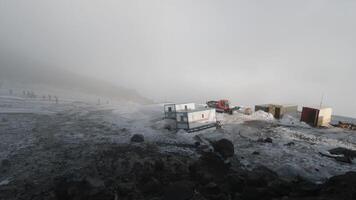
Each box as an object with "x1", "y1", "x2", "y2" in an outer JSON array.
[{"x1": 0, "y1": 0, "x2": 356, "y2": 117}]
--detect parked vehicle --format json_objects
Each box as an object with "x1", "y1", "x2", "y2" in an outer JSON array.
[{"x1": 206, "y1": 99, "x2": 239, "y2": 115}]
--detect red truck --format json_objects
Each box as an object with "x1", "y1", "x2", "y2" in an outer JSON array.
[{"x1": 206, "y1": 99, "x2": 239, "y2": 115}]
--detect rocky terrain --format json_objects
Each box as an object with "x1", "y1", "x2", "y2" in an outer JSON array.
[
  {"x1": 1, "y1": 136, "x2": 355, "y2": 200},
  {"x1": 0, "y1": 94, "x2": 355, "y2": 200}
]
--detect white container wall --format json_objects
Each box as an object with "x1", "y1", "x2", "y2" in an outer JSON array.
[
  {"x1": 318, "y1": 108, "x2": 332, "y2": 127},
  {"x1": 164, "y1": 103, "x2": 217, "y2": 132},
  {"x1": 175, "y1": 103, "x2": 196, "y2": 111},
  {"x1": 164, "y1": 104, "x2": 177, "y2": 119},
  {"x1": 176, "y1": 112, "x2": 189, "y2": 129},
  {"x1": 188, "y1": 109, "x2": 216, "y2": 129}
]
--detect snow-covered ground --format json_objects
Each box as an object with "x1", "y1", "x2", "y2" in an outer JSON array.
[
  {"x1": 204, "y1": 112, "x2": 356, "y2": 182},
  {"x1": 1, "y1": 92, "x2": 356, "y2": 184},
  {"x1": 105, "y1": 104, "x2": 356, "y2": 182}
]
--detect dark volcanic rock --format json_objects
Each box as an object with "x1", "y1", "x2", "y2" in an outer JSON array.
[
  {"x1": 54, "y1": 176, "x2": 112, "y2": 200},
  {"x1": 3, "y1": 141, "x2": 356, "y2": 200},
  {"x1": 264, "y1": 138, "x2": 273, "y2": 143},
  {"x1": 0, "y1": 159, "x2": 11, "y2": 173},
  {"x1": 319, "y1": 171, "x2": 356, "y2": 200},
  {"x1": 163, "y1": 180, "x2": 195, "y2": 200},
  {"x1": 245, "y1": 166, "x2": 279, "y2": 188},
  {"x1": 329, "y1": 147, "x2": 356, "y2": 163},
  {"x1": 190, "y1": 152, "x2": 230, "y2": 184},
  {"x1": 131, "y1": 134, "x2": 145, "y2": 143},
  {"x1": 285, "y1": 142, "x2": 295, "y2": 146},
  {"x1": 196, "y1": 145, "x2": 212, "y2": 154},
  {"x1": 329, "y1": 147, "x2": 356, "y2": 157},
  {"x1": 335, "y1": 156, "x2": 353, "y2": 164},
  {"x1": 140, "y1": 177, "x2": 162, "y2": 195},
  {"x1": 241, "y1": 187, "x2": 271, "y2": 200},
  {"x1": 1, "y1": 159, "x2": 11, "y2": 168},
  {"x1": 257, "y1": 138, "x2": 273, "y2": 143},
  {"x1": 211, "y1": 139, "x2": 235, "y2": 159},
  {"x1": 288, "y1": 178, "x2": 319, "y2": 198}
]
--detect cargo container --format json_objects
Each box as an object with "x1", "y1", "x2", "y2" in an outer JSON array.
[
  {"x1": 301, "y1": 107, "x2": 332, "y2": 127},
  {"x1": 255, "y1": 104, "x2": 298, "y2": 119}
]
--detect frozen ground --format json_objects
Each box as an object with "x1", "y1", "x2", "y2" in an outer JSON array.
[
  {"x1": 203, "y1": 112, "x2": 356, "y2": 182},
  {"x1": 0, "y1": 93, "x2": 355, "y2": 191}
]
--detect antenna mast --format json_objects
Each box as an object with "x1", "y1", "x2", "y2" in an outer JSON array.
[{"x1": 319, "y1": 93, "x2": 324, "y2": 109}]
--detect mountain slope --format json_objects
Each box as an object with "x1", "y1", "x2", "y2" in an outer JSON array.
[{"x1": 0, "y1": 54, "x2": 150, "y2": 103}]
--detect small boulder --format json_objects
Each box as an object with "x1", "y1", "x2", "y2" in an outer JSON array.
[
  {"x1": 335, "y1": 156, "x2": 352, "y2": 164},
  {"x1": 264, "y1": 138, "x2": 273, "y2": 143},
  {"x1": 197, "y1": 145, "x2": 213, "y2": 154},
  {"x1": 211, "y1": 139, "x2": 235, "y2": 159},
  {"x1": 329, "y1": 147, "x2": 356, "y2": 159},
  {"x1": 131, "y1": 134, "x2": 144, "y2": 143},
  {"x1": 284, "y1": 142, "x2": 295, "y2": 146},
  {"x1": 257, "y1": 138, "x2": 273, "y2": 143}
]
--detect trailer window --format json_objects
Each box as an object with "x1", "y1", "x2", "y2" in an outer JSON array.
[{"x1": 202, "y1": 114, "x2": 205, "y2": 118}]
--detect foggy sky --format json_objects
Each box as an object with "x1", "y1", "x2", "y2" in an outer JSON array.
[{"x1": 1, "y1": 0, "x2": 356, "y2": 117}]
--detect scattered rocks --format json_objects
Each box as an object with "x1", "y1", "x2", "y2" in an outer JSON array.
[
  {"x1": 252, "y1": 151, "x2": 260, "y2": 155},
  {"x1": 284, "y1": 142, "x2": 295, "y2": 146},
  {"x1": 257, "y1": 137, "x2": 273, "y2": 143},
  {"x1": 264, "y1": 138, "x2": 273, "y2": 143},
  {"x1": 211, "y1": 139, "x2": 235, "y2": 159},
  {"x1": 334, "y1": 121, "x2": 356, "y2": 131},
  {"x1": 329, "y1": 147, "x2": 356, "y2": 164},
  {"x1": 131, "y1": 134, "x2": 145, "y2": 143},
  {"x1": 2, "y1": 142, "x2": 356, "y2": 200}
]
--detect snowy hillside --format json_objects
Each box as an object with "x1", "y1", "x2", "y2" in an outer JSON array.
[{"x1": 0, "y1": 57, "x2": 150, "y2": 104}]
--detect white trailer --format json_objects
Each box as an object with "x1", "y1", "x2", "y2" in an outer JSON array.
[
  {"x1": 164, "y1": 103, "x2": 196, "y2": 119},
  {"x1": 164, "y1": 103, "x2": 217, "y2": 132},
  {"x1": 176, "y1": 107, "x2": 217, "y2": 132}
]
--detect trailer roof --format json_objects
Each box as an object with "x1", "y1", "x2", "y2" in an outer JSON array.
[{"x1": 176, "y1": 107, "x2": 215, "y2": 113}]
